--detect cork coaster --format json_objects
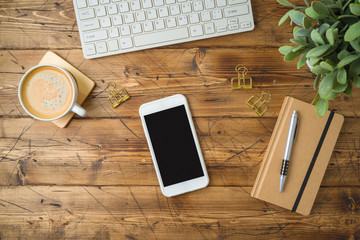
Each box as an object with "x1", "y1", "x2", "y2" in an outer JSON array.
[{"x1": 39, "y1": 51, "x2": 95, "y2": 128}]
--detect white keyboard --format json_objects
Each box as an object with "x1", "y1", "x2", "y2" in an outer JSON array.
[{"x1": 73, "y1": 0, "x2": 254, "y2": 59}]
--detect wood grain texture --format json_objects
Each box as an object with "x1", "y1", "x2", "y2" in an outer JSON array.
[{"x1": 1, "y1": 0, "x2": 360, "y2": 239}]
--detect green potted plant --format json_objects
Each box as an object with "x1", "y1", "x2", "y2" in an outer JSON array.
[{"x1": 278, "y1": 0, "x2": 360, "y2": 117}]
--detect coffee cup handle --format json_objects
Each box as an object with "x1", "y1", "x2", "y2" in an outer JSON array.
[{"x1": 71, "y1": 103, "x2": 86, "y2": 117}]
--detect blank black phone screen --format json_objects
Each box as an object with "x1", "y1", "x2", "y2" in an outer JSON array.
[{"x1": 144, "y1": 105, "x2": 204, "y2": 187}]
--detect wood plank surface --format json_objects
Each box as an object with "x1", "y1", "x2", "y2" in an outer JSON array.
[
  {"x1": 0, "y1": 186, "x2": 359, "y2": 240},
  {"x1": 1, "y1": 0, "x2": 360, "y2": 239}
]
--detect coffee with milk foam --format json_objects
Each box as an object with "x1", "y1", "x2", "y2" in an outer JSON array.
[{"x1": 20, "y1": 66, "x2": 73, "y2": 119}]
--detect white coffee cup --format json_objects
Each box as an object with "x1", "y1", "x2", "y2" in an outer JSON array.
[{"x1": 18, "y1": 64, "x2": 86, "y2": 121}]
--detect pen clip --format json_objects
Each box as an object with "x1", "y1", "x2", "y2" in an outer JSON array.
[{"x1": 293, "y1": 118, "x2": 299, "y2": 142}]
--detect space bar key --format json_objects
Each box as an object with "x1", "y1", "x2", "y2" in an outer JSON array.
[{"x1": 134, "y1": 28, "x2": 189, "y2": 47}]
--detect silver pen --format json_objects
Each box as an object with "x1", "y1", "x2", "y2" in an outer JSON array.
[{"x1": 280, "y1": 110, "x2": 299, "y2": 192}]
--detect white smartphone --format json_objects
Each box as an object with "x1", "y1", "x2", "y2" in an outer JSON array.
[{"x1": 139, "y1": 94, "x2": 209, "y2": 197}]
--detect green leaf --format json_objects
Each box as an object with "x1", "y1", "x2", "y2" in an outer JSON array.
[
  {"x1": 326, "y1": 28, "x2": 335, "y2": 45},
  {"x1": 305, "y1": 7, "x2": 322, "y2": 18},
  {"x1": 319, "y1": 72, "x2": 335, "y2": 100},
  {"x1": 344, "y1": 21, "x2": 360, "y2": 41},
  {"x1": 337, "y1": 50, "x2": 350, "y2": 60},
  {"x1": 279, "y1": 46, "x2": 294, "y2": 55},
  {"x1": 349, "y1": 3, "x2": 360, "y2": 16},
  {"x1": 354, "y1": 76, "x2": 360, "y2": 88},
  {"x1": 311, "y1": 29, "x2": 326, "y2": 45},
  {"x1": 306, "y1": 44, "x2": 332, "y2": 58},
  {"x1": 289, "y1": 10, "x2": 306, "y2": 26},
  {"x1": 344, "y1": 81, "x2": 352, "y2": 96},
  {"x1": 312, "y1": 1, "x2": 330, "y2": 16},
  {"x1": 284, "y1": 50, "x2": 303, "y2": 61},
  {"x1": 349, "y1": 59, "x2": 360, "y2": 77},
  {"x1": 326, "y1": 91, "x2": 340, "y2": 100},
  {"x1": 332, "y1": 81, "x2": 348, "y2": 92},
  {"x1": 319, "y1": 23, "x2": 330, "y2": 35},
  {"x1": 337, "y1": 68, "x2": 347, "y2": 84},
  {"x1": 304, "y1": 0, "x2": 309, "y2": 7},
  {"x1": 295, "y1": 28, "x2": 311, "y2": 37},
  {"x1": 314, "y1": 74, "x2": 321, "y2": 89},
  {"x1": 278, "y1": 11, "x2": 290, "y2": 26},
  {"x1": 297, "y1": 52, "x2": 308, "y2": 69},
  {"x1": 331, "y1": 21, "x2": 340, "y2": 29},
  {"x1": 293, "y1": 26, "x2": 301, "y2": 36},
  {"x1": 277, "y1": 0, "x2": 295, "y2": 7},
  {"x1": 311, "y1": 65, "x2": 330, "y2": 74},
  {"x1": 292, "y1": 45, "x2": 306, "y2": 52},
  {"x1": 337, "y1": 55, "x2": 360, "y2": 68},
  {"x1": 302, "y1": 16, "x2": 312, "y2": 29},
  {"x1": 309, "y1": 57, "x2": 321, "y2": 66},
  {"x1": 349, "y1": 39, "x2": 360, "y2": 52},
  {"x1": 320, "y1": 61, "x2": 334, "y2": 71},
  {"x1": 290, "y1": 38, "x2": 307, "y2": 45},
  {"x1": 315, "y1": 98, "x2": 328, "y2": 117}
]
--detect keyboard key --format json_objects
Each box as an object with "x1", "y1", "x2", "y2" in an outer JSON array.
[
  {"x1": 147, "y1": 9, "x2": 157, "y2": 19},
  {"x1": 229, "y1": 23, "x2": 239, "y2": 30},
  {"x1": 124, "y1": 13, "x2": 135, "y2": 23},
  {"x1": 113, "y1": 16, "x2": 123, "y2": 25},
  {"x1": 189, "y1": 13, "x2": 199, "y2": 23},
  {"x1": 159, "y1": 7, "x2": 169, "y2": 18},
  {"x1": 136, "y1": 11, "x2": 146, "y2": 21},
  {"x1": 134, "y1": 27, "x2": 189, "y2": 46},
  {"x1": 178, "y1": 0, "x2": 187, "y2": 2},
  {"x1": 166, "y1": 0, "x2": 176, "y2": 4},
  {"x1": 100, "y1": 17, "x2": 112, "y2": 27},
  {"x1": 154, "y1": 19, "x2": 165, "y2": 29},
  {"x1": 120, "y1": 25, "x2": 131, "y2": 35},
  {"x1": 201, "y1": 11, "x2": 211, "y2": 21},
  {"x1": 77, "y1": 0, "x2": 87, "y2": 9},
  {"x1": 228, "y1": 18, "x2": 238, "y2": 24},
  {"x1": 84, "y1": 29, "x2": 108, "y2": 42},
  {"x1": 154, "y1": 0, "x2": 164, "y2": 7},
  {"x1": 85, "y1": 44, "x2": 96, "y2": 55},
  {"x1": 217, "y1": 26, "x2": 227, "y2": 32},
  {"x1": 96, "y1": 41, "x2": 108, "y2": 53},
  {"x1": 181, "y1": 3, "x2": 192, "y2": 13},
  {"x1": 79, "y1": 9, "x2": 95, "y2": 20},
  {"x1": 100, "y1": 0, "x2": 110, "y2": 4},
  {"x1": 190, "y1": 25, "x2": 203, "y2": 36},
  {"x1": 212, "y1": 9, "x2": 222, "y2": 19},
  {"x1": 132, "y1": 23, "x2": 142, "y2": 34},
  {"x1": 193, "y1": 1, "x2": 204, "y2": 11},
  {"x1": 119, "y1": 2, "x2": 130, "y2": 12},
  {"x1": 178, "y1": 15, "x2": 188, "y2": 25},
  {"x1": 96, "y1": 6, "x2": 107, "y2": 16},
  {"x1": 216, "y1": 0, "x2": 227, "y2": 7},
  {"x1": 205, "y1": 0, "x2": 215, "y2": 9},
  {"x1": 109, "y1": 27, "x2": 120, "y2": 37},
  {"x1": 166, "y1": 17, "x2": 177, "y2": 28},
  {"x1": 89, "y1": 0, "x2": 99, "y2": 6},
  {"x1": 108, "y1": 4, "x2": 118, "y2": 14},
  {"x1": 143, "y1": 22, "x2": 154, "y2": 32},
  {"x1": 241, "y1": 21, "x2": 251, "y2": 28},
  {"x1": 142, "y1": 0, "x2": 153, "y2": 8},
  {"x1": 81, "y1": 19, "x2": 100, "y2": 31},
  {"x1": 170, "y1": 5, "x2": 180, "y2": 15},
  {"x1": 108, "y1": 39, "x2": 119, "y2": 51},
  {"x1": 131, "y1": 0, "x2": 141, "y2": 10},
  {"x1": 120, "y1": 37, "x2": 133, "y2": 49},
  {"x1": 224, "y1": 5, "x2": 248, "y2": 17},
  {"x1": 228, "y1": 0, "x2": 247, "y2": 5},
  {"x1": 204, "y1": 22, "x2": 215, "y2": 34}
]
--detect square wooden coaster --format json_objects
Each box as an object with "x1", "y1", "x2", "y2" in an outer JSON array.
[{"x1": 39, "y1": 51, "x2": 95, "y2": 128}]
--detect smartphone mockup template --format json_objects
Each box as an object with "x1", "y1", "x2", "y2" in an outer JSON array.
[{"x1": 139, "y1": 94, "x2": 209, "y2": 197}]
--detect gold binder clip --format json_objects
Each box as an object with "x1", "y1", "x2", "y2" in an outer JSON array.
[
  {"x1": 105, "y1": 82, "x2": 130, "y2": 108},
  {"x1": 231, "y1": 65, "x2": 252, "y2": 89},
  {"x1": 247, "y1": 91, "x2": 272, "y2": 116}
]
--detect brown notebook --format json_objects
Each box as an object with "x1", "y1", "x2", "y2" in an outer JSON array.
[{"x1": 251, "y1": 96, "x2": 344, "y2": 215}]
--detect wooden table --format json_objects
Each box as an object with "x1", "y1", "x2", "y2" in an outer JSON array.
[{"x1": 1, "y1": 0, "x2": 360, "y2": 239}]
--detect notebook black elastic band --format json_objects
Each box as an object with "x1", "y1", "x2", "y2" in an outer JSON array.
[{"x1": 291, "y1": 111, "x2": 335, "y2": 212}]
